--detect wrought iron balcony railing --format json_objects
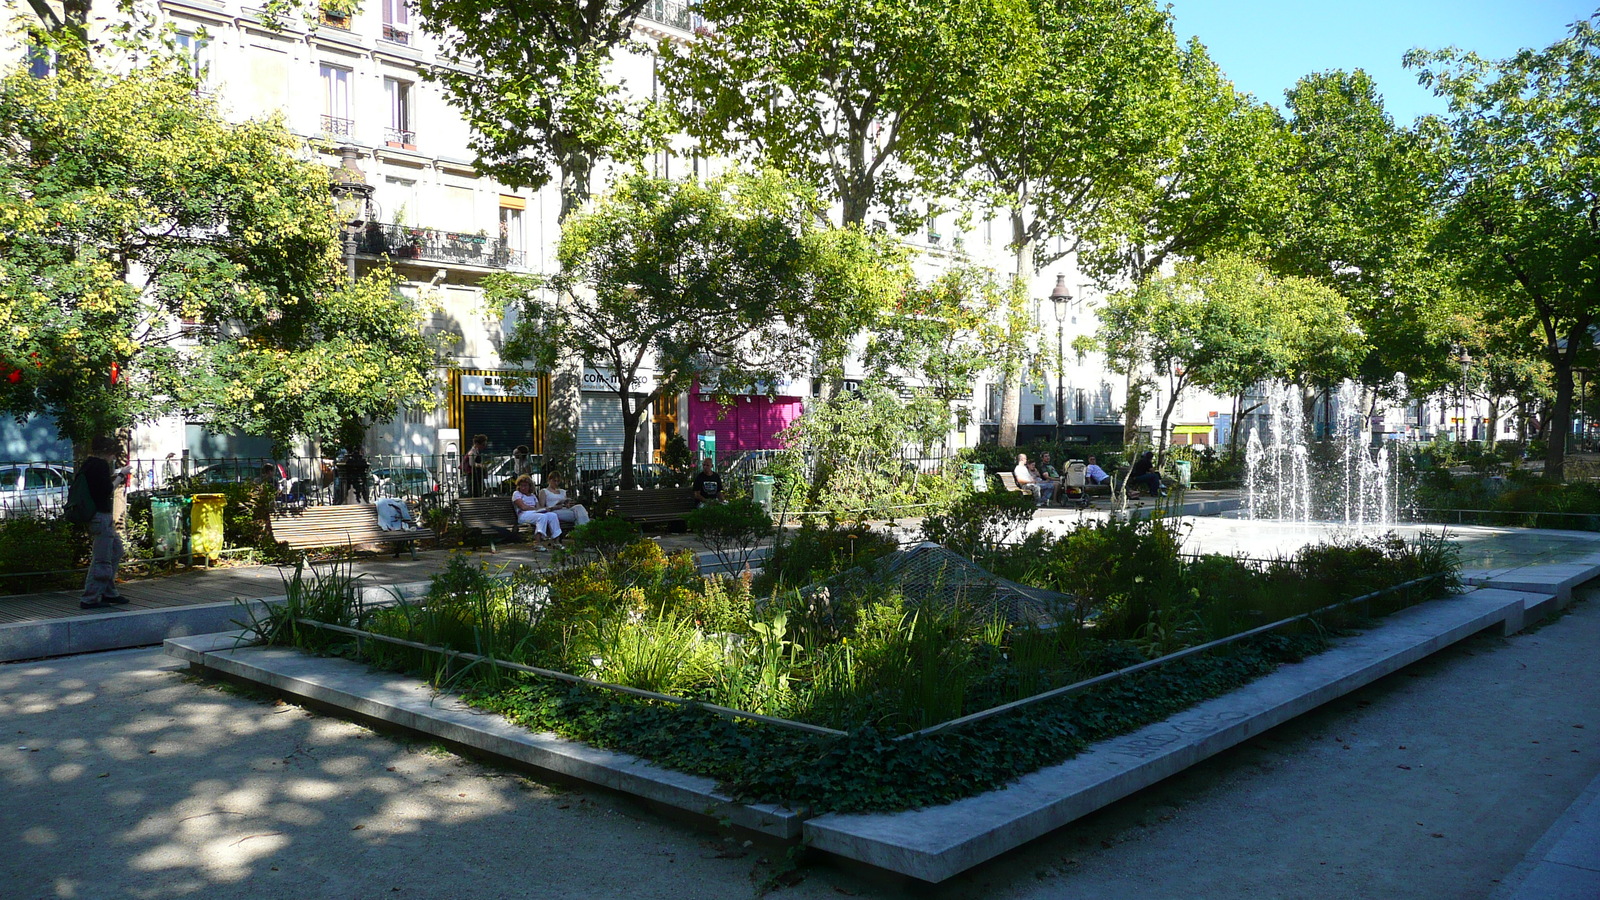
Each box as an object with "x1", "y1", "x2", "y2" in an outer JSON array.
[
  {"x1": 382, "y1": 23, "x2": 411, "y2": 44},
  {"x1": 357, "y1": 222, "x2": 525, "y2": 269},
  {"x1": 383, "y1": 126, "x2": 416, "y2": 146},
  {"x1": 320, "y1": 114, "x2": 355, "y2": 137},
  {"x1": 638, "y1": 0, "x2": 700, "y2": 31}
]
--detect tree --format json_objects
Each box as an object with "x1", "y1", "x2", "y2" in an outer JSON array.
[
  {"x1": 410, "y1": 0, "x2": 668, "y2": 480},
  {"x1": 0, "y1": 62, "x2": 436, "y2": 455},
  {"x1": 1270, "y1": 69, "x2": 1458, "y2": 402},
  {"x1": 483, "y1": 173, "x2": 893, "y2": 489},
  {"x1": 1083, "y1": 254, "x2": 1363, "y2": 454},
  {"x1": 1407, "y1": 14, "x2": 1600, "y2": 478},
  {"x1": 953, "y1": 0, "x2": 1180, "y2": 446},
  {"x1": 660, "y1": 0, "x2": 1028, "y2": 230},
  {"x1": 1077, "y1": 40, "x2": 1290, "y2": 445}
]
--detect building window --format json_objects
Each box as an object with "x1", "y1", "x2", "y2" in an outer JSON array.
[
  {"x1": 384, "y1": 78, "x2": 414, "y2": 146},
  {"x1": 319, "y1": 5, "x2": 352, "y2": 29},
  {"x1": 381, "y1": 0, "x2": 411, "y2": 44},
  {"x1": 320, "y1": 64, "x2": 353, "y2": 136},
  {"x1": 499, "y1": 206, "x2": 524, "y2": 253},
  {"x1": 386, "y1": 176, "x2": 418, "y2": 224},
  {"x1": 985, "y1": 384, "x2": 1002, "y2": 423},
  {"x1": 26, "y1": 44, "x2": 55, "y2": 78},
  {"x1": 1032, "y1": 404, "x2": 1044, "y2": 423},
  {"x1": 174, "y1": 31, "x2": 210, "y2": 88}
]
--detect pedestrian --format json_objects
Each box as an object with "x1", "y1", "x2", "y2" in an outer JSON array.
[
  {"x1": 346, "y1": 446, "x2": 369, "y2": 503},
  {"x1": 465, "y1": 434, "x2": 489, "y2": 498},
  {"x1": 692, "y1": 456, "x2": 723, "y2": 505},
  {"x1": 79, "y1": 436, "x2": 126, "y2": 610}
]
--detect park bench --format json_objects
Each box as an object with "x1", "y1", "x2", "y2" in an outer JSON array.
[
  {"x1": 603, "y1": 486, "x2": 698, "y2": 529},
  {"x1": 456, "y1": 496, "x2": 525, "y2": 548},
  {"x1": 996, "y1": 471, "x2": 1054, "y2": 505},
  {"x1": 269, "y1": 503, "x2": 434, "y2": 559}
]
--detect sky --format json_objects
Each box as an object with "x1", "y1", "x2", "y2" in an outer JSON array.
[{"x1": 1167, "y1": 0, "x2": 1598, "y2": 123}]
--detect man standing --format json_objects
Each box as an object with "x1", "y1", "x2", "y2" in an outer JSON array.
[
  {"x1": 79, "y1": 436, "x2": 126, "y2": 610},
  {"x1": 692, "y1": 456, "x2": 723, "y2": 505}
]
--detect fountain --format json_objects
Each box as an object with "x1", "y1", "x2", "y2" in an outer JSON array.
[{"x1": 1244, "y1": 380, "x2": 1399, "y2": 527}]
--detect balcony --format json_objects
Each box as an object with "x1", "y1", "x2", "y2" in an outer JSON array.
[
  {"x1": 358, "y1": 222, "x2": 525, "y2": 269},
  {"x1": 638, "y1": 0, "x2": 700, "y2": 31},
  {"x1": 384, "y1": 126, "x2": 416, "y2": 149},
  {"x1": 382, "y1": 23, "x2": 411, "y2": 44},
  {"x1": 320, "y1": 114, "x2": 355, "y2": 138}
]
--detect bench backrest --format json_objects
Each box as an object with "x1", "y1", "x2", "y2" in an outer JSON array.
[
  {"x1": 996, "y1": 471, "x2": 1026, "y2": 493},
  {"x1": 458, "y1": 496, "x2": 516, "y2": 531},
  {"x1": 271, "y1": 504, "x2": 385, "y2": 549}
]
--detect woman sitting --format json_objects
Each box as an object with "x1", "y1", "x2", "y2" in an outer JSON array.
[
  {"x1": 512, "y1": 476, "x2": 561, "y2": 549},
  {"x1": 539, "y1": 473, "x2": 591, "y2": 530}
]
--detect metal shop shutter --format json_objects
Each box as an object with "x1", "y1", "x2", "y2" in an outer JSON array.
[{"x1": 578, "y1": 392, "x2": 625, "y2": 455}]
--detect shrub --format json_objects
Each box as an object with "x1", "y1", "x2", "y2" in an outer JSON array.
[
  {"x1": 568, "y1": 516, "x2": 641, "y2": 559},
  {"x1": 0, "y1": 515, "x2": 82, "y2": 588},
  {"x1": 752, "y1": 521, "x2": 899, "y2": 593},
  {"x1": 919, "y1": 489, "x2": 1039, "y2": 559},
  {"x1": 686, "y1": 498, "x2": 774, "y2": 573}
]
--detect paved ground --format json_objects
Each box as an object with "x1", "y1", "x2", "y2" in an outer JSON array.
[{"x1": 4, "y1": 587, "x2": 1596, "y2": 899}]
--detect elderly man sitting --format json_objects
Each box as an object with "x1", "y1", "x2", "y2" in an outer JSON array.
[{"x1": 1013, "y1": 453, "x2": 1055, "y2": 504}]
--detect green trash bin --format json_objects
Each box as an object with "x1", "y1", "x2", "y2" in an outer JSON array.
[
  {"x1": 752, "y1": 474, "x2": 775, "y2": 512},
  {"x1": 150, "y1": 495, "x2": 190, "y2": 559},
  {"x1": 190, "y1": 493, "x2": 226, "y2": 562},
  {"x1": 964, "y1": 463, "x2": 986, "y2": 492},
  {"x1": 1174, "y1": 460, "x2": 1192, "y2": 488}
]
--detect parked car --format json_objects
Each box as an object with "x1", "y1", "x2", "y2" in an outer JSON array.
[
  {"x1": 369, "y1": 466, "x2": 440, "y2": 500},
  {"x1": 0, "y1": 462, "x2": 74, "y2": 519},
  {"x1": 188, "y1": 460, "x2": 287, "y2": 485},
  {"x1": 484, "y1": 454, "x2": 542, "y2": 493}
]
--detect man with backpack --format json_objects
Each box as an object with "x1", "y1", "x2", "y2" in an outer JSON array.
[{"x1": 74, "y1": 436, "x2": 125, "y2": 609}]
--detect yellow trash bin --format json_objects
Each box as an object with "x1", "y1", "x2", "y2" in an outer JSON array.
[{"x1": 190, "y1": 493, "x2": 226, "y2": 561}]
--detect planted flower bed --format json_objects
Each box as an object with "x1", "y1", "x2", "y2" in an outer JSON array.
[{"x1": 247, "y1": 514, "x2": 1458, "y2": 814}]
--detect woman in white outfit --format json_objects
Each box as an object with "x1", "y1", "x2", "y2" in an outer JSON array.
[
  {"x1": 539, "y1": 474, "x2": 590, "y2": 530},
  {"x1": 512, "y1": 476, "x2": 561, "y2": 549}
]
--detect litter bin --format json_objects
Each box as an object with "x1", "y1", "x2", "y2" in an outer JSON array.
[
  {"x1": 151, "y1": 495, "x2": 189, "y2": 559},
  {"x1": 964, "y1": 463, "x2": 986, "y2": 492},
  {"x1": 190, "y1": 493, "x2": 226, "y2": 562},
  {"x1": 1174, "y1": 460, "x2": 1192, "y2": 488},
  {"x1": 752, "y1": 474, "x2": 775, "y2": 512}
]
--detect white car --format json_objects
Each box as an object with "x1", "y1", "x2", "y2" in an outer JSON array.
[{"x1": 0, "y1": 463, "x2": 74, "y2": 519}]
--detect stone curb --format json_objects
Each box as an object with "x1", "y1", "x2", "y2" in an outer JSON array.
[
  {"x1": 164, "y1": 632, "x2": 803, "y2": 840},
  {"x1": 1494, "y1": 768, "x2": 1600, "y2": 899}
]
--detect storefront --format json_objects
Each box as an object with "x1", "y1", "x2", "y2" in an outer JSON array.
[
  {"x1": 579, "y1": 368, "x2": 655, "y2": 462},
  {"x1": 1171, "y1": 423, "x2": 1214, "y2": 446},
  {"x1": 450, "y1": 368, "x2": 548, "y2": 456},
  {"x1": 687, "y1": 380, "x2": 804, "y2": 457}
]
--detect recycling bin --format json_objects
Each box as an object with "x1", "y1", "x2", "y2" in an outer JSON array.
[
  {"x1": 190, "y1": 493, "x2": 226, "y2": 561},
  {"x1": 151, "y1": 495, "x2": 189, "y2": 558},
  {"x1": 752, "y1": 474, "x2": 775, "y2": 512},
  {"x1": 1174, "y1": 460, "x2": 1192, "y2": 488},
  {"x1": 963, "y1": 463, "x2": 986, "y2": 492}
]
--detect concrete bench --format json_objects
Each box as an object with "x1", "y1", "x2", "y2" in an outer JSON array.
[{"x1": 269, "y1": 503, "x2": 434, "y2": 559}]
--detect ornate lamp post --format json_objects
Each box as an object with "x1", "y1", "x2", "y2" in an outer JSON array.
[
  {"x1": 1049, "y1": 274, "x2": 1072, "y2": 445},
  {"x1": 1458, "y1": 347, "x2": 1472, "y2": 443},
  {"x1": 329, "y1": 146, "x2": 375, "y2": 282}
]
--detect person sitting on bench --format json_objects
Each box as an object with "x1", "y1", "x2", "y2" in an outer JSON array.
[
  {"x1": 1128, "y1": 450, "x2": 1167, "y2": 497},
  {"x1": 1013, "y1": 453, "x2": 1054, "y2": 504},
  {"x1": 512, "y1": 475, "x2": 561, "y2": 549},
  {"x1": 1084, "y1": 455, "x2": 1110, "y2": 485},
  {"x1": 539, "y1": 473, "x2": 590, "y2": 529}
]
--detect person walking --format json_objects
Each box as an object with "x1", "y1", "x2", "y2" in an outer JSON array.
[{"x1": 79, "y1": 436, "x2": 126, "y2": 610}]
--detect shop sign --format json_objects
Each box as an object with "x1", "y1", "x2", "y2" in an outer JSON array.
[{"x1": 460, "y1": 373, "x2": 539, "y2": 398}]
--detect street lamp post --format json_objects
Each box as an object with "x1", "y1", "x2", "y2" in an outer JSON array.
[
  {"x1": 1458, "y1": 347, "x2": 1472, "y2": 443},
  {"x1": 330, "y1": 146, "x2": 375, "y2": 282},
  {"x1": 1049, "y1": 274, "x2": 1072, "y2": 445}
]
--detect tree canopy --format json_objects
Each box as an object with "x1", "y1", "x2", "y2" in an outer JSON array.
[
  {"x1": 485, "y1": 172, "x2": 900, "y2": 487},
  {"x1": 1407, "y1": 12, "x2": 1600, "y2": 476},
  {"x1": 0, "y1": 60, "x2": 436, "y2": 450}
]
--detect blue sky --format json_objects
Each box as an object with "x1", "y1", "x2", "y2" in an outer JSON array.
[{"x1": 1167, "y1": 0, "x2": 1598, "y2": 123}]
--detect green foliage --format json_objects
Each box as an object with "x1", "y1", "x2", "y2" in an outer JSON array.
[
  {"x1": 0, "y1": 61, "x2": 435, "y2": 447},
  {"x1": 0, "y1": 515, "x2": 81, "y2": 588},
  {"x1": 686, "y1": 498, "x2": 774, "y2": 574},
  {"x1": 777, "y1": 382, "x2": 964, "y2": 517},
  {"x1": 568, "y1": 517, "x2": 642, "y2": 560},
  {"x1": 751, "y1": 521, "x2": 900, "y2": 595},
  {"x1": 919, "y1": 491, "x2": 1040, "y2": 560},
  {"x1": 1407, "y1": 16, "x2": 1600, "y2": 476}
]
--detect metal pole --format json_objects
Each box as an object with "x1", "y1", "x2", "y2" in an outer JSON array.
[{"x1": 1056, "y1": 328, "x2": 1065, "y2": 444}]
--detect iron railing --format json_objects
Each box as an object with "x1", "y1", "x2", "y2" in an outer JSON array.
[
  {"x1": 381, "y1": 23, "x2": 411, "y2": 44},
  {"x1": 383, "y1": 126, "x2": 416, "y2": 146},
  {"x1": 638, "y1": 0, "x2": 701, "y2": 31},
  {"x1": 357, "y1": 222, "x2": 525, "y2": 269},
  {"x1": 320, "y1": 114, "x2": 355, "y2": 137}
]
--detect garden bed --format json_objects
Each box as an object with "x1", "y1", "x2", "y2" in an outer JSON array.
[{"x1": 228, "y1": 513, "x2": 1461, "y2": 815}]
